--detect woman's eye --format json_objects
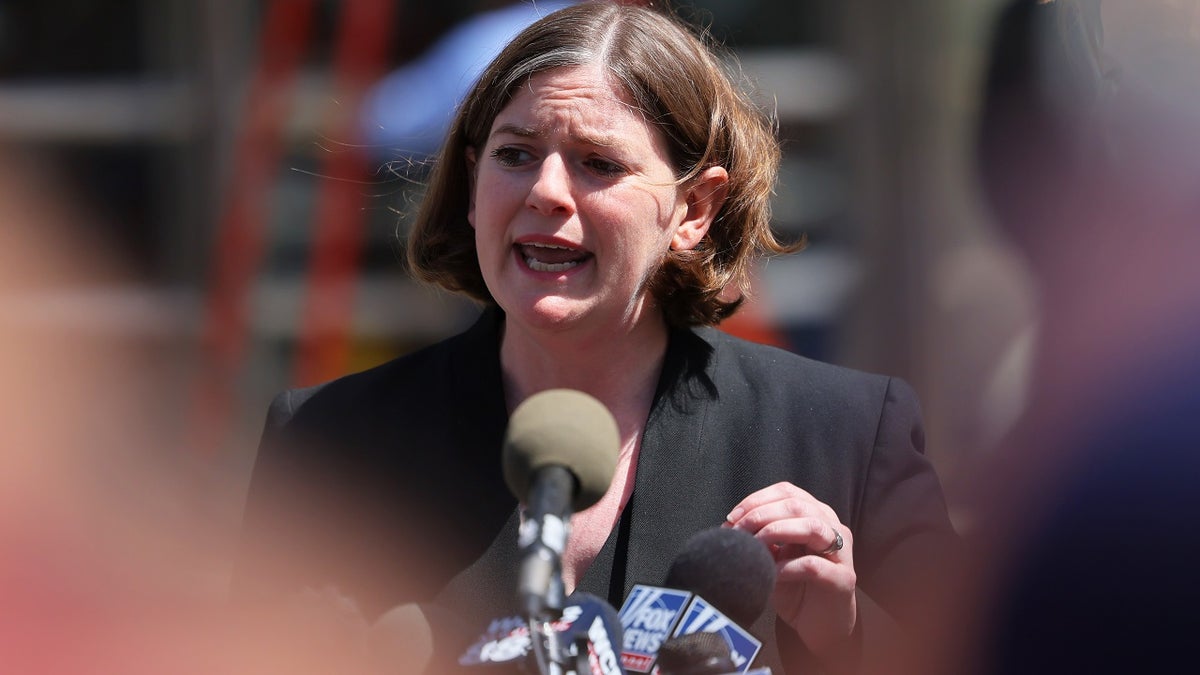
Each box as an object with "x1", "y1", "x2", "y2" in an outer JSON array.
[
  {"x1": 586, "y1": 157, "x2": 627, "y2": 177},
  {"x1": 490, "y1": 146, "x2": 531, "y2": 167}
]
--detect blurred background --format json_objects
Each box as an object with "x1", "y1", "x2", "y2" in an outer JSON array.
[{"x1": 2, "y1": 2, "x2": 1198, "y2": 660}]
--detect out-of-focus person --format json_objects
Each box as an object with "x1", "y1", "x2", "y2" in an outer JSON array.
[
  {"x1": 0, "y1": 146, "x2": 385, "y2": 673},
  {"x1": 917, "y1": 2, "x2": 1200, "y2": 673}
]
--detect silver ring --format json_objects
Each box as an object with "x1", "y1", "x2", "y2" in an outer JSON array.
[{"x1": 820, "y1": 527, "x2": 844, "y2": 557}]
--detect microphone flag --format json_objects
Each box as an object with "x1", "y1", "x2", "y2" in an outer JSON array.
[
  {"x1": 616, "y1": 585, "x2": 691, "y2": 673},
  {"x1": 616, "y1": 585, "x2": 763, "y2": 674},
  {"x1": 669, "y1": 595, "x2": 762, "y2": 674}
]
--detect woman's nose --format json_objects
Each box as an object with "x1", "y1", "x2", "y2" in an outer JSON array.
[{"x1": 525, "y1": 154, "x2": 574, "y2": 215}]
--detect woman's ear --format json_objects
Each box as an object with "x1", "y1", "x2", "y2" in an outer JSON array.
[
  {"x1": 465, "y1": 146, "x2": 478, "y2": 228},
  {"x1": 672, "y1": 166, "x2": 729, "y2": 251}
]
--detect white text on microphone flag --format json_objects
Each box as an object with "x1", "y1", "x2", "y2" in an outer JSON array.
[{"x1": 616, "y1": 585, "x2": 692, "y2": 673}]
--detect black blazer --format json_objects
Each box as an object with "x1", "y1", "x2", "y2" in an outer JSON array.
[{"x1": 236, "y1": 308, "x2": 957, "y2": 673}]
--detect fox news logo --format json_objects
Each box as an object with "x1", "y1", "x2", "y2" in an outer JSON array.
[{"x1": 617, "y1": 585, "x2": 692, "y2": 672}]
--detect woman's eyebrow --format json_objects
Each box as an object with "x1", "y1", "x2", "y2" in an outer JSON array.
[
  {"x1": 490, "y1": 123, "x2": 622, "y2": 149},
  {"x1": 490, "y1": 123, "x2": 541, "y2": 139}
]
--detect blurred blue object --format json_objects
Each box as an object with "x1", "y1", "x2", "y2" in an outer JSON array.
[{"x1": 361, "y1": 0, "x2": 579, "y2": 159}]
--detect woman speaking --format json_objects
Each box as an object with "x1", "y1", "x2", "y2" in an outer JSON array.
[{"x1": 237, "y1": 3, "x2": 959, "y2": 673}]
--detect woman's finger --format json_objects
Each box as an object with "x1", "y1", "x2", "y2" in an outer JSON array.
[
  {"x1": 724, "y1": 481, "x2": 838, "y2": 529},
  {"x1": 754, "y1": 517, "x2": 850, "y2": 560}
]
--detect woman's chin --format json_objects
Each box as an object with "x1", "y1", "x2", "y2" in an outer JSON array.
[{"x1": 504, "y1": 295, "x2": 597, "y2": 333}]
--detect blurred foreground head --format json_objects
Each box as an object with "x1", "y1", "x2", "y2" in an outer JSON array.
[
  {"x1": 977, "y1": 0, "x2": 1200, "y2": 271},
  {"x1": 0, "y1": 148, "x2": 207, "y2": 671},
  {"x1": 0, "y1": 149, "x2": 375, "y2": 672},
  {"x1": 974, "y1": 0, "x2": 1200, "y2": 401}
]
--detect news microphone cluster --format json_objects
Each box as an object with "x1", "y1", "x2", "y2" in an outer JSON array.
[{"x1": 616, "y1": 528, "x2": 777, "y2": 675}]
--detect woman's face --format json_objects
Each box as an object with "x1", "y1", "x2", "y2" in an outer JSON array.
[{"x1": 466, "y1": 65, "x2": 713, "y2": 337}]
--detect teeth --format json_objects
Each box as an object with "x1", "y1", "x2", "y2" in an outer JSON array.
[
  {"x1": 519, "y1": 241, "x2": 584, "y2": 273},
  {"x1": 525, "y1": 257, "x2": 579, "y2": 272},
  {"x1": 525, "y1": 242, "x2": 574, "y2": 250}
]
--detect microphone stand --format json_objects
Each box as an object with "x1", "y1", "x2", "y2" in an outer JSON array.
[
  {"x1": 519, "y1": 466, "x2": 575, "y2": 674},
  {"x1": 527, "y1": 574, "x2": 568, "y2": 675},
  {"x1": 529, "y1": 614, "x2": 566, "y2": 675}
]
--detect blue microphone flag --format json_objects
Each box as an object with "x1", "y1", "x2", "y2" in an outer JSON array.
[
  {"x1": 617, "y1": 585, "x2": 693, "y2": 672},
  {"x1": 670, "y1": 595, "x2": 762, "y2": 674}
]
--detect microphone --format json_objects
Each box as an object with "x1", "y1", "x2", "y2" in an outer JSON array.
[
  {"x1": 459, "y1": 591, "x2": 626, "y2": 674},
  {"x1": 617, "y1": 527, "x2": 776, "y2": 674},
  {"x1": 502, "y1": 389, "x2": 620, "y2": 620},
  {"x1": 653, "y1": 632, "x2": 735, "y2": 675},
  {"x1": 663, "y1": 528, "x2": 776, "y2": 630},
  {"x1": 558, "y1": 592, "x2": 625, "y2": 675}
]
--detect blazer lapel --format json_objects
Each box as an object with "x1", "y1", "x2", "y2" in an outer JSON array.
[{"x1": 578, "y1": 327, "x2": 725, "y2": 606}]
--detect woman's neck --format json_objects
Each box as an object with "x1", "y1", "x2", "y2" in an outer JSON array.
[{"x1": 499, "y1": 312, "x2": 669, "y2": 437}]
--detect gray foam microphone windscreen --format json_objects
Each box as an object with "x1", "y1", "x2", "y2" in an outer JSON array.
[{"x1": 502, "y1": 389, "x2": 620, "y2": 512}]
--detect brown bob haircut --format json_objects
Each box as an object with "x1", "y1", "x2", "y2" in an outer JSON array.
[{"x1": 407, "y1": 1, "x2": 798, "y2": 327}]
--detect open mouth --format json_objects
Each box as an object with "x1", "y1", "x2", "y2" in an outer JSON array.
[{"x1": 516, "y1": 242, "x2": 592, "y2": 273}]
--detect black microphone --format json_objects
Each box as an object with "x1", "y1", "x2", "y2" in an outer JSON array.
[
  {"x1": 654, "y1": 632, "x2": 735, "y2": 675},
  {"x1": 555, "y1": 592, "x2": 625, "y2": 675},
  {"x1": 502, "y1": 389, "x2": 619, "y2": 620},
  {"x1": 663, "y1": 528, "x2": 776, "y2": 630},
  {"x1": 617, "y1": 527, "x2": 776, "y2": 674}
]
